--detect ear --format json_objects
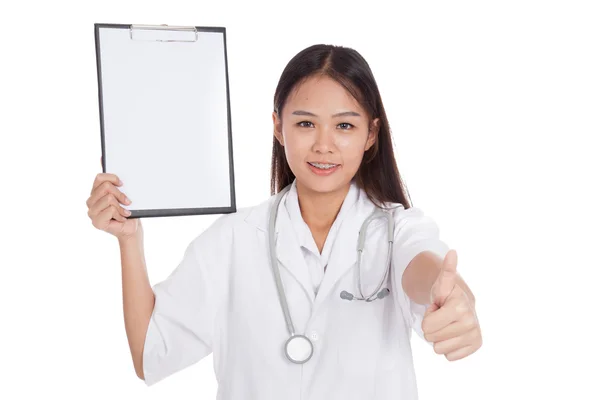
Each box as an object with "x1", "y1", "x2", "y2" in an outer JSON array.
[
  {"x1": 273, "y1": 111, "x2": 284, "y2": 146},
  {"x1": 364, "y1": 118, "x2": 380, "y2": 151}
]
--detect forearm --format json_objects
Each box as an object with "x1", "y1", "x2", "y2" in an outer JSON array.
[
  {"x1": 119, "y1": 226, "x2": 155, "y2": 379},
  {"x1": 402, "y1": 251, "x2": 475, "y2": 305}
]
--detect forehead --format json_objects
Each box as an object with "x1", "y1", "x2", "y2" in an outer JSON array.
[{"x1": 284, "y1": 75, "x2": 363, "y2": 114}]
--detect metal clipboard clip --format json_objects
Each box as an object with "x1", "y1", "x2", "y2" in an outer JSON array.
[{"x1": 129, "y1": 24, "x2": 198, "y2": 42}]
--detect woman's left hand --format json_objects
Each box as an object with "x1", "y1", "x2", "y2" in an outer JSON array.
[{"x1": 422, "y1": 250, "x2": 483, "y2": 361}]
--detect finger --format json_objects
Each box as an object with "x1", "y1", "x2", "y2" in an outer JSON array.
[
  {"x1": 422, "y1": 294, "x2": 468, "y2": 334},
  {"x1": 108, "y1": 204, "x2": 128, "y2": 222},
  {"x1": 88, "y1": 192, "x2": 131, "y2": 221},
  {"x1": 91, "y1": 172, "x2": 122, "y2": 195},
  {"x1": 445, "y1": 344, "x2": 478, "y2": 361},
  {"x1": 433, "y1": 328, "x2": 478, "y2": 355},
  {"x1": 423, "y1": 302, "x2": 440, "y2": 318},
  {"x1": 87, "y1": 180, "x2": 130, "y2": 210},
  {"x1": 430, "y1": 250, "x2": 458, "y2": 304},
  {"x1": 442, "y1": 249, "x2": 458, "y2": 273},
  {"x1": 113, "y1": 204, "x2": 129, "y2": 222},
  {"x1": 424, "y1": 312, "x2": 479, "y2": 342},
  {"x1": 92, "y1": 205, "x2": 126, "y2": 230}
]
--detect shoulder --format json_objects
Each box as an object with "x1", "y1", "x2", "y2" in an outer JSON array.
[
  {"x1": 352, "y1": 187, "x2": 431, "y2": 232},
  {"x1": 392, "y1": 204, "x2": 430, "y2": 223},
  {"x1": 375, "y1": 199, "x2": 440, "y2": 235},
  {"x1": 380, "y1": 200, "x2": 427, "y2": 222},
  {"x1": 188, "y1": 194, "x2": 276, "y2": 251},
  {"x1": 382, "y1": 202, "x2": 443, "y2": 243}
]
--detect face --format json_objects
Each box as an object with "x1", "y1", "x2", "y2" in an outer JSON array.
[{"x1": 273, "y1": 75, "x2": 379, "y2": 196}]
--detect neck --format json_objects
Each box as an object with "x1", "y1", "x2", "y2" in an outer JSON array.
[{"x1": 296, "y1": 181, "x2": 351, "y2": 234}]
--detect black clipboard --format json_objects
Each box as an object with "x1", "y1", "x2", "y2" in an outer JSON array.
[{"x1": 94, "y1": 23, "x2": 236, "y2": 219}]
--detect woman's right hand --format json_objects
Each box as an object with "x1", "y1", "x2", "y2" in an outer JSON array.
[{"x1": 87, "y1": 157, "x2": 140, "y2": 240}]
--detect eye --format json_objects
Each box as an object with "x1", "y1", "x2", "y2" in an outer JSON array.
[
  {"x1": 298, "y1": 121, "x2": 314, "y2": 128},
  {"x1": 338, "y1": 122, "x2": 354, "y2": 130}
]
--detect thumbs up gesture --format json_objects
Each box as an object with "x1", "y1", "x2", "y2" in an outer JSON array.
[{"x1": 422, "y1": 250, "x2": 482, "y2": 361}]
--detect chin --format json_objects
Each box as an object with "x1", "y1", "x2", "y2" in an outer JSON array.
[{"x1": 296, "y1": 173, "x2": 350, "y2": 195}]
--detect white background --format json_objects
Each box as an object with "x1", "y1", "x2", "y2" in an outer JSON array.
[{"x1": 1, "y1": 1, "x2": 598, "y2": 399}]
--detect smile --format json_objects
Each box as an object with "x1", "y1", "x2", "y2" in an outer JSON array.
[
  {"x1": 307, "y1": 162, "x2": 339, "y2": 169},
  {"x1": 307, "y1": 162, "x2": 340, "y2": 175}
]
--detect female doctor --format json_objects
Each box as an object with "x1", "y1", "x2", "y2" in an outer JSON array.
[{"x1": 87, "y1": 44, "x2": 482, "y2": 399}]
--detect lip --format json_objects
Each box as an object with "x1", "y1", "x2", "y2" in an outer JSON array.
[{"x1": 307, "y1": 162, "x2": 340, "y2": 176}]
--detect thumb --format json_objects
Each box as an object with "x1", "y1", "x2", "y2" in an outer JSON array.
[
  {"x1": 424, "y1": 301, "x2": 440, "y2": 317},
  {"x1": 430, "y1": 249, "x2": 458, "y2": 306}
]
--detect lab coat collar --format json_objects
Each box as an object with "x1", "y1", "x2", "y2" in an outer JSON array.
[
  {"x1": 283, "y1": 179, "x2": 312, "y2": 251},
  {"x1": 244, "y1": 179, "x2": 384, "y2": 312},
  {"x1": 284, "y1": 178, "x2": 359, "y2": 256}
]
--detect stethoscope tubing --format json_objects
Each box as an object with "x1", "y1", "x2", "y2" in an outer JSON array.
[
  {"x1": 268, "y1": 184, "x2": 396, "y2": 339},
  {"x1": 268, "y1": 184, "x2": 297, "y2": 337}
]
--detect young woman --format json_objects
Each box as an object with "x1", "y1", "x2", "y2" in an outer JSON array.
[{"x1": 87, "y1": 44, "x2": 482, "y2": 400}]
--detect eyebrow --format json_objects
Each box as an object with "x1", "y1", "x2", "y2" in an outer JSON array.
[{"x1": 291, "y1": 110, "x2": 361, "y2": 118}]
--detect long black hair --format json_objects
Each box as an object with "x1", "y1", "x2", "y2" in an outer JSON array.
[{"x1": 270, "y1": 44, "x2": 412, "y2": 209}]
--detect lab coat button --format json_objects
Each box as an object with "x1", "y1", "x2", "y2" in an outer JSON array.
[{"x1": 310, "y1": 331, "x2": 319, "y2": 341}]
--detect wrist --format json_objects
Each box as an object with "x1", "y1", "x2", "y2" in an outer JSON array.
[{"x1": 118, "y1": 229, "x2": 143, "y2": 247}]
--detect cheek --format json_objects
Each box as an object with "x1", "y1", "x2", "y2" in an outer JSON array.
[
  {"x1": 335, "y1": 136, "x2": 367, "y2": 162},
  {"x1": 334, "y1": 131, "x2": 369, "y2": 151},
  {"x1": 334, "y1": 135, "x2": 353, "y2": 149},
  {"x1": 282, "y1": 135, "x2": 309, "y2": 163}
]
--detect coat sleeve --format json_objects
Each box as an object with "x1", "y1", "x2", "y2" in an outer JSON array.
[
  {"x1": 390, "y1": 206, "x2": 450, "y2": 344},
  {"x1": 142, "y1": 216, "x2": 229, "y2": 386}
]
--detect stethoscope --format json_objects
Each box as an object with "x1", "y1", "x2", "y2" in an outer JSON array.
[{"x1": 268, "y1": 183, "x2": 395, "y2": 364}]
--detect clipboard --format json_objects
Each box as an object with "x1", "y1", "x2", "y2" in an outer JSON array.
[{"x1": 94, "y1": 23, "x2": 236, "y2": 219}]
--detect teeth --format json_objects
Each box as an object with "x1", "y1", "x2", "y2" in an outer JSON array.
[{"x1": 309, "y1": 162, "x2": 337, "y2": 169}]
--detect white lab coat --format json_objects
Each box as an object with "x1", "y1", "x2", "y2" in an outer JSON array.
[{"x1": 142, "y1": 179, "x2": 450, "y2": 400}]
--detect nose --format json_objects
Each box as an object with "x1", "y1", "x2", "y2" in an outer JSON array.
[{"x1": 312, "y1": 127, "x2": 335, "y2": 154}]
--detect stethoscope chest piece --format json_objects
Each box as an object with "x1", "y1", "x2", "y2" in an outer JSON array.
[{"x1": 284, "y1": 334, "x2": 313, "y2": 364}]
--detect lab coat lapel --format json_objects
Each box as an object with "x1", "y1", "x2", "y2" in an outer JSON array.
[
  {"x1": 312, "y1": 199, "x2": 372, "y2": 312},
  {"x1": 274, "y1": 205, "x2": 316, "y2": 304}
]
